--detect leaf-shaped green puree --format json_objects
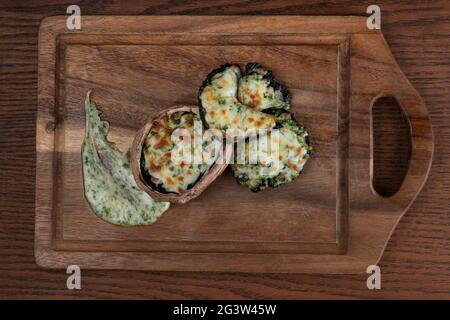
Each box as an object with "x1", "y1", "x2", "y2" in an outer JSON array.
[{"x1": 82, "y1": 91, "x2": 170, "y2": 226}]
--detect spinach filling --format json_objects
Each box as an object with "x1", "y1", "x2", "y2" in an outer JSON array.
[
  {"x1": 198, "y1": 64, "x2": 277, "y2": 137},
  {"x1": 198, "y1": 63, "x2": 311, "y2": 192},
  {"x1": 238, "y1": 63, "x2": 291, "y2": 111},
  {"x1": 231, "y1": 112, "x2": 311, "y2": 192},
  {"x1": 140, "y1": 111, "x2": 217, "y2": 194}
]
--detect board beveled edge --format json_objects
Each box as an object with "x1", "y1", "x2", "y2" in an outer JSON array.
[
  {"x1": 52, "y1": 33, "x2": 349, "y2": 255},
  {"x1": 35, "y1": 15, "x2": 397, "y2": 273}
]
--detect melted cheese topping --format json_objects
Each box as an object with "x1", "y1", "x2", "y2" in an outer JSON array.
[
  {"x1": 238, "y1": 73, "x2": 290, "y2": 111},
  {"x1": 82, "y1": 92, "x2": 169, "y2": 226},
  {"x1": 142, "y1": 111, "x2": 215, "y2": 193},
  {"x1": 231, "y1": 118, "x2": 310, "y2": 192},
  {"x1": 199, "y1": 65, "x2": 276, "y2": 135}
]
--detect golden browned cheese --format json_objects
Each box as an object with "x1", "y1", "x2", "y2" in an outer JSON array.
[
  {"x1": 142, "y1": 111, "x2": 216, "y2": 193},
  {"x1": 199, "y1": 64, "x2": 276, "y2": 135}
]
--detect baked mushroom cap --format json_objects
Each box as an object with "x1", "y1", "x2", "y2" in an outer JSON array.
[
  {"x1": 238, "y1": 63, "x2": 291, "y2": 111},
  {"x1": 131, "y1": 106, "x2": 227, "y2": 204},
  {"x1": 231, "y1": 111, "x2": 311, "y2": 192},
  {"x1": 198, "y1": 63, "x2": 310, "y2": 192},
  {"x1": 198, "y1": 64, "x2": 277, "y2": 138}
]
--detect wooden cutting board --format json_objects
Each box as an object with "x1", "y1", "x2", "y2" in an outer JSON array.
[{"x1": 36, "y1": 16, "x2": 433, "y2": 273}]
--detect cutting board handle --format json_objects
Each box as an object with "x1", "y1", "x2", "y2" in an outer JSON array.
[{"x1": 370, "y1": 80, "x2": 433, "y2": 206}]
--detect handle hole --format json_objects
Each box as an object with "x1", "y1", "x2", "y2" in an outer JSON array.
[{"x1": 372, "y1": 97, "x2": 411, "y2": 197}]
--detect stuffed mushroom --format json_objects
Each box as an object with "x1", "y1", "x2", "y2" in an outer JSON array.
[
  {"x1": 198, "y1": 64, "x2": 277, "y2": 137},
  {"x1": 231, "y1": 112, "x2": 311, "y2": 192},
  {"x1": 140, "y1": 110, "x2": 214, "y2": 194},
  {"x1": 238, "y1": 63, "x2": 291, "y2": 112},
  {"x1": 198, "y1": 63, "x2": 310, "y2": 192},
  {"x1": 132, "y1": 106, "x2": 228, "y2": 204}
]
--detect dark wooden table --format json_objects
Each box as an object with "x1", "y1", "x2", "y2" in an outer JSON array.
[{"x1": 1, "y1": 0, "x2": 449, "y2": 299}]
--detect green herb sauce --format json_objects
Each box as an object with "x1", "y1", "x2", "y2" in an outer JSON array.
[{"x1": 82, "y1": 91, "x2": 170, "y2": 226}]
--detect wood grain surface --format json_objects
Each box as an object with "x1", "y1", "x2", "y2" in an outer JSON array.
[
  {"x1": 35, "y1": 15, "x2": 432, "y2": 273},
  {"x1": 1, "y1": 0, "x2": 449, "y2": 298}
]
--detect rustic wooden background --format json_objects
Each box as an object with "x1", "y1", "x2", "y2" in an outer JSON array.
[{"x1": 1, "y1": 0, "x2": 449, "y2": 299}]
